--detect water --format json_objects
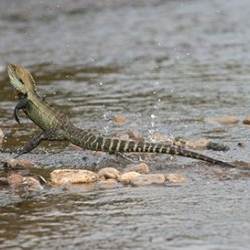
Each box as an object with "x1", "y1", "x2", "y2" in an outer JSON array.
[{"x1": 1, "y1": 0, "x2": 250, "y2": 249}]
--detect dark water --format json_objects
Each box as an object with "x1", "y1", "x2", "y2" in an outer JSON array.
[{"x1": 1, "y1": 0, "x2": 250, "y2": 249}]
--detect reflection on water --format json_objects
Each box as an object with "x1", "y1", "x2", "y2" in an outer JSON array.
[{"x1": 1, "y1": 0, "x2": 250, "y2": 249}]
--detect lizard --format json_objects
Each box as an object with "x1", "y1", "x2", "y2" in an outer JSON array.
[{"x1": 7, "y1": 63, "x2": 237, "y2": 168}]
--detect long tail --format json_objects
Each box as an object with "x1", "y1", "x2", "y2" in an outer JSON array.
[{"x1": 74, "y1": 131, "x2": 236, "y2": 168}]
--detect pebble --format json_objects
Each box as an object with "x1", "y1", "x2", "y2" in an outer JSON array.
[
  {"x1": 130, "y1": 174, "x2": 166, "y2": 186},
  {"x1": 243, "y1": 116, "x2": 250, "y2": 125},
  {"x1": 186, "y1": 138, "x2": 210, "y2": 150},
  {"x1": 124, "y1": 162, "x2": 150, "y2": 174},
  {"x1": 112, "y1": 114, "x2": 127, "y2": 126},
  {"x1": 4, "y1": 159, "x2": 35, "y2": 170},
  {"x1": 165, "y1": 173, "x2": 186, "y2": 183},
  {"x1": 50, "y1": 169, "x2": 98, "y2": 185},
  {"x1": 0, "y1": 177, "x2": 9, "y2": 186},
  {"x1": 97, "y1": 179, "x2": 120, "y2": 189},
  {"x1": 207, "y1": 116, "x2": 239, "y2": 125},
  {"x1": 119, "y1": 171, "x2": 141, "y2": 184},
  {"x1": 22, "y1": 177, "x2": 44, "y2": 191},
  {"x1": 7, "y1": 173, "x2": 43, "y2": 191},
  {"x1": 98, "y1": 167, "x2": 121, "y2": 180}
]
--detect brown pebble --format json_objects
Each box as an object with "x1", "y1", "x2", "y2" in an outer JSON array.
[
  {"x1": 186, "y1": 138, "x2": 210, "y2": 150},
  {"x1": 112, "y1": 114, "x2": 127, "y2": 126},
  {"x1": 97, "y1": 179, "x2": 120, "y2": 189},
  {"x1": 4, "y1": 159, "x2": 35, "y2": 170},
  {"x1": 119, "y1": 171, "x2": 141, "y2": 184},
  {"x1": 165, "y1": 173, "x2": 186, "y2": 183},
  {"x1": 127, "y1": 130, "x2": 143, "y2": 141},
  {"x1": 124, "y1": 162, "x2": 150, "y2": 174},
  {"x1": 50, "y1": 169, "x2": 98, "y2": 185},
  {"x1": 207, "y1": 116, "x2": 239, "y2": 125},
  {"x1": 7, "y1": 173, "x2": 24, "y2": 188},
  {"x1": 22, "y1": 177, "x2": 44, "y2": 191},
  {"x1": 243, "y1": 116, "x2": 250, "y2": 125},
  {"x1": 98, "y1": 167, "x2": 121, "y2": 180},
  {"x1": 131, "y1": 174, "x2": 165, "y2": 186}
]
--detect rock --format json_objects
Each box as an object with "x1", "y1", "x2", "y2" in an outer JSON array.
[
  {"x1": 50, "y1": 169, "x2": 98, "y2": 185},
  {"x1": 232, "y1": 161, "x2": 250, "y2": 170},
  {"x1": 243, "y1": 116, "x2": 250, "y2": 125},
  {"x1": 165, "y1": 173, "x2": 186, "y2": 183},
  {"x1": 97, "y1": 179, "x2": 120, "y2": 189},
  {"x1": 98, "y1": 167, "x2": 121, "y2": 180},
  {"x1": 119, "y1": 171, "x2": 141, "y2": 184},
  {"x1": 186, "y1": 138, "x2": 210, "y2": 150},
  {"x1": 7, "y1": 173, "x2": 24, "y2": 188},
  {"x1": 22, "y1": 177, "x2": 44, "y2": 191},
  {"x1": 112, "y1": 114, "x2": 127, "y2": 126},
  {"x1": 127, "y1": 130, "x2": 143, "y2": 141},
  {"x1": 131, "y1": 174, "x2": 166, "y2": 186},
  {"x1": 207, "y1": 116, "x2": 239, "y2": 125},
  {"x1": 7, "y1": 173, "x2": 44, "y2": 191},
  {"x1": 4, "y1": 159, "x2": 35, "y2": 170},
  {"x1": 124, "y1": 162, "x2": 150, "y2": 174}
]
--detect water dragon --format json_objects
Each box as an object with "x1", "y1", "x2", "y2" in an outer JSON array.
[{"x1": 7, "y1": 64, "x2": 236, "y2": 168}]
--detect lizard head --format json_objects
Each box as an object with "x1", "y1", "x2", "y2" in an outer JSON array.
[{"x1": 8, "y1": 64, "x2": 37, "y2": 96}]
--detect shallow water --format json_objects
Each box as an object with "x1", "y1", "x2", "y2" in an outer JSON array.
[{"x1": 1, "y1": 0, "x2": 250, "y2": 249}]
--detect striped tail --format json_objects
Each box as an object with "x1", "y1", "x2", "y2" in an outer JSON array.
[{"x1": 75, "y1": 131, "x2": 236, "y2": 168}]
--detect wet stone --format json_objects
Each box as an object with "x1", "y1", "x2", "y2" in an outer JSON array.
[
  {"x1": 112, "y1": 114, "x2": 127, "y2": 126},
  {"x1": 0, "y1": 177, "x2": 8, "y2": 186},
  {"x1": 131, "y1": 174, "x2": 166, "y2": 186},
  {"x1": 0, "y1": 128, "x2": 4, "y2": 144},
  {"x1": 165, "y1": 173, "x2": 186, "y2": 183},
  {"x1": 207, "y1": 116, "x2": 239, "y2": 125},
  {"x1": 50, "y1": 169, "x2": 98, "y2": 185},
  {"x1": 97, "y1": 179, "x2": 120, "y2": 189},
  {"x1": 186, "y1": 138, "x2": 210, "y2": 150},
  {"x1": 98, "y1": 167, "x2": 121, "y2": 180},
  {"x1": 119, "y1": 171, "x2": 141, "y2": 184},
  {"x1": 124, "y1": 162, "x2": 150, "y2": 174}
]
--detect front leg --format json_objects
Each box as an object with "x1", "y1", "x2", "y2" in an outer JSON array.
[
  {"x1": 15, "y1": 129, "x2": 60, "y2": 158},
  {"x1": 14, "y1": 96, "x2": 28, "y2": 124}
]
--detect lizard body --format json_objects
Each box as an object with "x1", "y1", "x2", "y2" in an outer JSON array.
[{"x1": 7, "y1": 64, "x2": 236, "y2": 168}]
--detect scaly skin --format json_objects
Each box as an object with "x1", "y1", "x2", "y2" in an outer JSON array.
[{"x1": 7, "y1": 64, "x2": 236, "y2": 168}]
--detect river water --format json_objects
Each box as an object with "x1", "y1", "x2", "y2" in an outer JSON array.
[{"x1": 1, "y1": 0, "x2": 250, "y2": 249}]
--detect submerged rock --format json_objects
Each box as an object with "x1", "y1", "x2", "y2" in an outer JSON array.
[
  {"x1": 97, "y1": 179, "x2": 120, "y2": 189},
  {"x1": 112, "y1": 114, "x2": 127, "y2": 126},
  {"x1": 130, "y1": 174, "x2": 165, "y2": 186},
  {"x1": 0, "y1": 128, "x2": 4, "y2": 144},
  {"x1": 124, "y1": 162, "x2": 150, "y2": 174},
  {"x1": 98, "y1": 167, "x2": 121, "y2": 180},
  {"x1": 119, "y1": 171, "x2": 141, "y2": 184},
  {"x1": 165, "y1": 173, "x2": 186, "y2": 183},
  {"x1": 7, "y1": 173, "x2": 44, "y2": 191},
  {"x1": 185, "y1": 138, "x2": 210, "y2": 150},
  {"x1": 207, "y1": 116, "x2": 239, "y2": 125},
  {"x1": 50, "y1": 169, "x2": 98, "y2": 185}
]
